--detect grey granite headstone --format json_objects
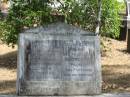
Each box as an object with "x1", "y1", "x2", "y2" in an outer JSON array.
[{"x1": 17, "y1": 23, "x2": 102, "y2": 96}]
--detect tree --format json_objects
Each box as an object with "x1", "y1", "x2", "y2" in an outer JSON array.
[
  {"x1": 100, "y1": 0, "x2": 123, "y2": 38},
  {"x1": 0, "y1": 0, "x2": 124, "y2": 46}
]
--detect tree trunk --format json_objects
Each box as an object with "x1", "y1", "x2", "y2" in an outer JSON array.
[{"x1": 127, "y1": 29, "x2": 130, "y2": 53}]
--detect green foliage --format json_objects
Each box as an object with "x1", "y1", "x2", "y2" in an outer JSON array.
[
  {"x1": 0, "y1": 20, "x2": 17, "y2": 46},
  {"x1": 100, "y1": 0, "x2": 123, "y2": 38},
  {"x1": 0, "y1": 0, "x2": 52, "y2": 46},
  {"x1": 60, "y1": 0, "x2": 98, "y2": 31},
  {"x1": 0, "y1": 0, "x2": 124, "y2": 46}
]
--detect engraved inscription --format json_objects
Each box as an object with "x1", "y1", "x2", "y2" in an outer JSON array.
[{"x1": 26, "y1": 40, "x2": 95, "y2": 81}]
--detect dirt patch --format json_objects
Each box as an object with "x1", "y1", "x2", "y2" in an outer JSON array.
[
  {"x1": 101, "y1": 37, "x2": 130, "y2": 93},
  {"x1": 0, "y1": 38, "x2": 130, "y2": 94},
  {"x1": 0, "y1": 43, "x2": 17, "y2": 94}
]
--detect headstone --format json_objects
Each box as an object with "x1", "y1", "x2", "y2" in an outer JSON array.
[{"x1": 17, "y1": 23, "x2": 102, "y2": 96}]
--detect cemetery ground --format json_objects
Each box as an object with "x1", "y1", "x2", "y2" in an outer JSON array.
[{"x1": 0, "y1": 37, "x2": 130, "y2": 94}]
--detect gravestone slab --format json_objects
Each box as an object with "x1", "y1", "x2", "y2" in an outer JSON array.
[{"x1": 17, "y1": 23, "x2": 101, "y2": 96}]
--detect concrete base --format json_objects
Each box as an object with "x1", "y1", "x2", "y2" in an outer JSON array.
[{"x1": 1, "y1": 93, "x2": 130, "y2": 97}]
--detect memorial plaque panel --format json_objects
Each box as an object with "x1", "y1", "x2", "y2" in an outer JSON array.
[{"x1": 17, "y1": 23, "x2": 101, "y2": 96}]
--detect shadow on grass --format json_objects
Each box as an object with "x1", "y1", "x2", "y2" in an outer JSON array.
[
  {"x1": 0, "y1": 51, "x2": 17, "y2": 69},
  {"x1": 117, "y1": 49, "x2": 130, "y2": 54},
  {"x1": 102, "y1": 64, "x2": 130, "y2": 93},
  {"x1": 0, "y1": 80, "x2": 16, "y2": 94},
  {"x1": 0, "y1": 50, "x2": 17, "y2": 94}
]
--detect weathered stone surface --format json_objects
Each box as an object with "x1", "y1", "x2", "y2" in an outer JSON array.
[{"x1": 17, "y1": 23, "x2": 101, "y2": 96}]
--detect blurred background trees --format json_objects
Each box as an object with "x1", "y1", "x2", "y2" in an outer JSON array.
[{"x1": 0, "y1": 0, "x2": 126, "y2": 46}]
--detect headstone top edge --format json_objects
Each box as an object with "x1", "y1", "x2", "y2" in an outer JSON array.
[{"x1": 21, "y1": 22, "x2": 96, "y2": 36}]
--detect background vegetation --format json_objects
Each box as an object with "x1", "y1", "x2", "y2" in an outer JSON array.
[{"x1": 0, "y1": 0, "x2": 126, "y2": 46}]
